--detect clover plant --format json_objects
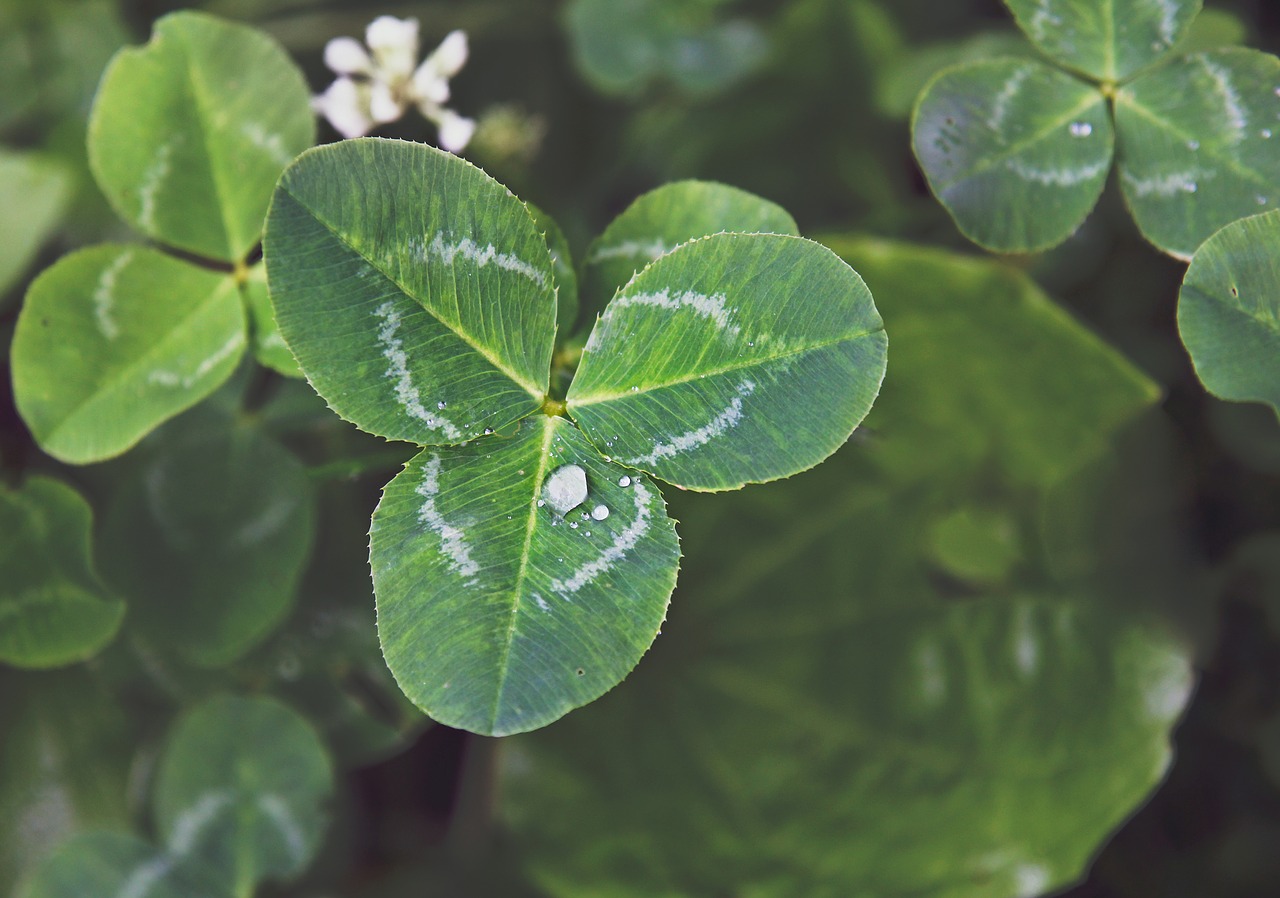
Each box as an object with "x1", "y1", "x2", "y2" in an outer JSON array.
[{"x1": 264, "y1": 138, "x2": 887, "y2": 734}]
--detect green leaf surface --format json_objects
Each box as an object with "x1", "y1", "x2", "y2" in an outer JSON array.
[
  {"x1": 1177, "y1": 210, "x2": 1280, "y2": 413},
  {"x1": 505, "y1": 238, "x2": 1188, "y2": 898},
  {"x1": 265, "y1": 138, "x2": 557, "y2": 444},
  {"x1": 526, "y1": 203, "x2": 579, "y2": 337},
  {"x1": 1115, "y1": 49, "x2": 1280, "y2": 259},
  {"x1": 0, "y1": 150, "x2": 71, "y2": 300},
  {"x1": 371, "y1": 415, "x2": 679, "y2": 736},
  {"x1": 913, "y1": 59, "x2": 1114, "y2": 252},
  {"x1": 568, "y1": 233, "x2": 886, "y2": 490},
  {"x1": 243, "y1": 263, "x2": 301, "y2": 378},
  {"x1": 0, "y1": 478, "x2": 122, "y2": 668},
  {"x1": 822, "y1": 236, "x2": 1160, "y2": 485},
  {"x1": 99, "y1": 418, "x2": 315, "y2": 667},
  {"x1": 1003, "y1": 0, "x2": 1201, "y2": 81},
  {"x1": 579, "y1": 180, "x2": 798, "y2": 328},
  {"x1": 12, "y1": 244, "x2": 246, "y2": 464},
  {"x1": 16, "y1": 832, "x2": 227, "y2": 898},
  {"x1": 152, "y1": 695, "x2": 333, "y2": 894},
  {"x1": 87, "y1": 11, "x2": 313, "y2": 262}
]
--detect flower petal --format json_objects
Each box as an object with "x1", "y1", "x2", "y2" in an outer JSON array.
[
  {"x1": 323, "y1": 36, "x2": 372, "y2": 75},
  {"x1": 427, "y1": 30, "x2": 469, "y2": 79},
  {"x1": 436, "y1": 109, "x2": 476, "y2": 153},
  {"x1": 313, "y1": 77, "x2": 374, "y2": 139},
  {"x1": 369, "y1": 82, "x2": 405, "y2": 124},
  {"x1": 412, "y1": 69, "x2": 451, "y2": 105},
  {"x1": 366, "y1": 15, "x2": 419, "y2": 81}
]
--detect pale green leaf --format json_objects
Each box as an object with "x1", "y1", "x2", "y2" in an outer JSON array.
[
  {"x1": 153, "y1": 695, "x2": 333, "y2": 894},
  {"x1": 568, "y1": 233, "x2": 886, "y2": 491},
  {"x1": 1003, "y1": 0, "x2": 1201, "y2": 81},
  {"x1": 12, "y1": 245, "x2": 246, "y2": 464},
  {"x1": 15, "y1": 833, "x2": 227, "y2": 898},
  {"x1": 0, "y1": 478, "x2": 123, "y2": 668},
  {"x1": 1115, "y1": 49, "x2": 1280, "y2": 259},
  {"x1": 99, "y1": 417, "x2": 315, "y2": 667},
  {"x1": 88, "y1": 10, "x2": 314, "y2": 262},
  {"x1": 927, "y1": 506, "x2": 1023, "y2": 587},
  {"x1": 264, "y1": 138, "x2": 557, "y2": 444},
  {"x1": 242, "y1": 263, "x2": 302, "y2": 378},
  {"x1": 371, "y1": 415, "x2": 679, "y2": 736},
  {"x1": 526, "y1": 203, "x2": 579, "y2": 337},
  {"x1": 912, "y1": 59, "x2": 1114, "y2": 252},
  {"x1": 0, "y1": 150, "x2": 71, "y2": 299},
  {"x1": 505, "y1": 238, "x2": 1189, "y2": 898},
  {"x1": 579, "y1": 180, "x2": 798, "y2": 327},
  {"x1": 1177, "y1": 209, "x2": 1280, "y2": 413}
]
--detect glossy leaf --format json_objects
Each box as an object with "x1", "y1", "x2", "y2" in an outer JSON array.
[
  {"x1": 88, "y1": 11, "x2": 313, "y2": 262},
  {"x1": 12, "y1": 245, "x2": 246, "y2": 464},
  {"x1": 505, "y1": 239, "x2": 1188, "y2": 898},
  {"x1": 0, "y1": 150, "x2": 71, "y2": 300},
  {"x1": 568, "y1": 233, "x2": 886, "y2": 490},
  {"x1": 99, "y1": 418, "x2": 315, "y2": 667},
  {"x1": 526, "y1": 203, "x2": 579, "y2": 337},
  {"x1": 913, "y1": 58, "x2": 1113, "y2": 252},
  {"x1": 0, "y1": 478, "x2": 122, "y2": 668},
  {"x1": 371, "y1": 415, "x2": 679, "y2": 736},
  {"x1": 823, "y1": 236, "x2": 1160, "y2": 485},
  {"x1": 1115, "y1": 49, "x2": 1280, "y2": 259},
  {"x1": 16, "y1": 833, "x2": 227, "y2": 898},
  {"x1": 264, "y1": 138, "x2": 556, "y2": 444},
  {"x1": 152, "y1": 695, "x2": 333, "y2": 894},
  {"x1": 242, "y1": 263, "x2": 302, "y2": 378},
  {"x1": 579, "y1": 180, "x2": 799, "y2": 326},
  {"x1": 1177, "y1": 210, "x2": 1280, "y2": 413},
  {"x1": 1003, "y1": 0, "x2": 1201, "y2": 81}
]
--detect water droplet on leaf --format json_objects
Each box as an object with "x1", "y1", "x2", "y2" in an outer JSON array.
[
  {"x1": 618, "y1": 475, "x2": 631, "y2": 487},
  {"x1": 1068, "y1": 121, "x2": 1092, "y2": 138},
  {"x1": 591, "y1": 504, "x2": 610, "y2": 521},
  {"x1": 543, "y1": 464, "x2": 588, "y2": 515}
]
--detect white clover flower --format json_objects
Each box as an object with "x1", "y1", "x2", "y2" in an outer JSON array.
[{"x1": 312, "y1": 16, "x2": 476, "y2": 153}]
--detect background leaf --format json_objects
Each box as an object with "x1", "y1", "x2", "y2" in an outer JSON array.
[
  {"x1": 11, "y1": 244, "x2": 246, "y2": 464},
  {"x1": 0, "y1": 477, "x2": 122, "y2": 668},
  {"x1": 526, "y1": 203, "x2": 580, "y2": 339},
  {"x1": 568, "y1": 233, "x2": 886, "y2": 490},
  {"x1": 99, "y1": 415, "x2": 315, "y2": 667},
  {"x1": 0, "y1": 149, "x2": 71, "y2": 301},
  {"x1": 1115, "y1": 48, "x2": 1280, "y2": 259},
  {"x1": 87, "y1": 10, "x2": 313, "y2": 263},
  {"x1": 265, "y1": 138, "x2": 557, "y2": 445},
  {"x1": 912, "y1": 58, "x2": 1113, "y2": 252},
  {"x1": 371, "y1": 414, "x2": 679, "y2": 736},
  {"x1": 1003, "y1": 0, "x2": 1202, "y2": 81},
  {"x1": 578, "y1": 179, "x2": 799, "y2": 328},
  {"x1": 16, "y1": 832, "x2": 227, "y2": 898},
  {"x1": 504, "y1": 237, "x2": 1189, "y2": 898},
  {"x1": 152, "y1": 695, "x2": 333, "y2": 895},
  {"x1": 242, "y1": 263, "x2": 301, "y2": 378},
  {"x1": 1177, "y1": 210, "x2": 1280, "y2": 413}
]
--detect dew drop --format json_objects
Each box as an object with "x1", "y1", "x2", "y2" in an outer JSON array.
[
  {"x1": 570, "y1": 521, "x2": 579, "y2": 529},
  {"x1": 537, "y1": 499, "x2": 545, "y2": 507},
  {"x1": 585, "y1": 531, "x2": 591, "y2": 537},
  {"x1": 591, "y1": 504, "x2": 610, "y2": 521},
  {"x1": 1274, "y1": 86, "x2": 1280, "y2": 98},
  {"x1": 483, "y1": 428, "x2": 494, "y2": 435},
  {"x1": 1263, "y1": 129, "x2": 1274, "y2": 139},
  {"x1": 630, "y1": 386, "x2": 639, "y2": 392},
  {"x1": 1183, "y1": 181, "x2": 1198, "y2": 194},
  {"x1": 518, "y1": 469, "x2": 525, "y2": 475},
  {"x1": 437, "y1": 401, "x2": 447, "y2": 409},
  {"x1": 1257, "y1": 195, "x2": 1269, "y2": 205},
  {"x1": 1068, "y1": 121, "x2": 1092, "y2": 138},
  {"x1": 542, "y1": 464, "x2": 588, "y2": 515},
  {"x1": 1186, "y1": 139, "x2": 1200, "y2": 151},
  {"x1": 618, "y1": 475, "x2": 631, "y2": 487}
]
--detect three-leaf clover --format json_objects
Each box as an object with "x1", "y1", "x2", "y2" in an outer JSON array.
[
  {"x1": 912, "y1": 0, "x2": 1280, "y2": 258},
  {"x1": 264, "y1": 138, "x2": 887, "y2": 735}
]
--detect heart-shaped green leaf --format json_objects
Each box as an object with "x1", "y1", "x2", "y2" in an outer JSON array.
[
  {"x1": 568, "y1": 233, "x2": 886, "y2": 490},
  {"x1": 579, "y1": 180, "x2": 798, "y2": 327},
  {"x1": 1003, "y1": 0, "x2": 1201, "y2": 81},
  {"x1": 12, "y1": 245, "x2": 246, "y2": 464},
  {"x1": 1178, "y1": 210, "x2": 1280, "y2": 413},
  {"x1": 0, "y1": 478, "x2": 122, "y2": 669},
  {"x1": 913, "y1": 59, "x2": 1114, "y2": 252},
  {"x1": 98, "y1": 416, "x2": 315, "y2": 667},
  {"x1": 1115, "y1": 49, "x2": 1280, "y2": 259},
  {"x1": 371, "y1": 414, "x2": 679, "y2": 736},
  {"x1": 265, "y1": 138, "x2": 557, "y2": 445},
  {"x1": 88, "y1": 11, "x2": 313, "y2": 263},
  {"x1": 152, "y1": 695, "x2": 333, "y2": 894},
  {"x1": 16, "y1": 833, "x2": 227, "y2": 898},
  {"x1": 0, "y1": 149, "x2": 71, "y2": 301}
]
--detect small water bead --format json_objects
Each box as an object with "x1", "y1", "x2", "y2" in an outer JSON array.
[
  {"x1": 483, "y1": 428, "x2": 494, "y2": 435},
  {"x1": 543, "y1": 464, "x2": 588, "y2": 515},
  {"x1": 537, "y1": 499, "x2": 545, "y2": 507},
  {"x1": 1263, "y1": 129, "x2": 1274, "y2": 139},
  {"x1": 618, "y1": 476, "x2": 631, "y2": 487},
  {"x1": 630, "y1": 386, "x2": 639, "y2": 392},
  {"x1": 1183, "y1": 182, "x2": 1198, "y2": 194},
  {"x1": 1186, "y1": 139, "x2": 1200, "y2": 151},
  {"x1": 570, "y1": 521, "x2": 579, "y2": 529},
  {"x1": 437, "y1": 401, "x2": 447, "y2": 409},
  {"x1": 1068, "y1": 121, "x2": 1092, "y2": 138},
  {"x1": 1257, "y1": 195, "x2": 1270, "y2": 205},
  {"x1": 591, "y1": 504, "x2": 610, "y2": 521}
]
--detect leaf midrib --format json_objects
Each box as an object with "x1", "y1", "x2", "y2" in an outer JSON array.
[
  {"x1": 178, "y1": 26, "x2": 240, "y2": 263},
  {"x1": 568, "y1": 326, "x2": 884, "y2": 408},
  {"x1": 278, "y1": 184, "x2": 546, "y2": 400},
  {"x1": 488, "y1": 416, "x2": 557, "y2": 731}
]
